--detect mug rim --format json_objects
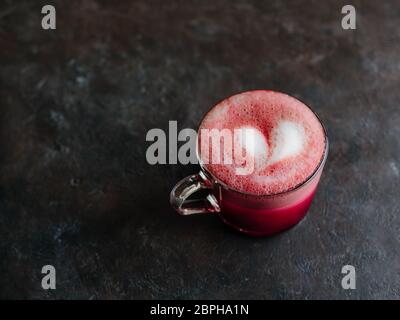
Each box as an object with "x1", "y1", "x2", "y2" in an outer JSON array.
[{"x1": 196, "y1": 89, "x2": 329, "y2": 199}]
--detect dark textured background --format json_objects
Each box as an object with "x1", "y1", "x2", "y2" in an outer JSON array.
[{"x1": 0, "y1": 0, "x2": 399, "y2": 299}]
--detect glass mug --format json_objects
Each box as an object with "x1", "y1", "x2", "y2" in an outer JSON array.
[{"x1": 170, "y1": 101, "x2": 329, "y2": 237}]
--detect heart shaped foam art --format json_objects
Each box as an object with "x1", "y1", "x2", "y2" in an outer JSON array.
[
  {"x1": 267, "y1": 120, "x2": 306, "y2": 165},
  {"x1": 235, "y1": 120, "x2": 305, "y2": 169},
  {"x1": 199, "y1": 90, "x2": 325, "y2": 195}
]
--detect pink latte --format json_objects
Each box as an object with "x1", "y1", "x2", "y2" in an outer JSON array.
[{"x1": 199, "y1": 90, "x2": 326, "y2": 195}]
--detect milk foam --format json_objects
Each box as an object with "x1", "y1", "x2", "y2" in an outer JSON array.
[
  {"x1": 199, "y1": 90, "x2": 326, "y2": 195},
  {"x1": 268, "y1": 120, "x2": 305, "y2": 166},
  {"x1": 237, "y1": 127, "x2": 268, "y2": 159}
]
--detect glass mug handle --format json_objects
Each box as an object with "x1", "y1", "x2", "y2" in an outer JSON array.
[{"x1": 170, "y1": 171, "x2": 221, "y2": 215}]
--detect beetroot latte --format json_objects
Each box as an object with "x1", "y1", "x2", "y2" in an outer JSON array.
[
  {"x1": 198, "y1": 90, "x2": 326, "y2": 196},
  {"x1": 171, "y1": 90, "x2": 328, "y2": 236}
]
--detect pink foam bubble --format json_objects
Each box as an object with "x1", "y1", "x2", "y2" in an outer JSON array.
[{"x1": 198, "y1": 90, "x2": 326, "y2": 195}]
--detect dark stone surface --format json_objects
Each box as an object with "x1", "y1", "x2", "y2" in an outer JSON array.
[{"x1": 0, "y1": 0, "x2": 399, "y2": 299}]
